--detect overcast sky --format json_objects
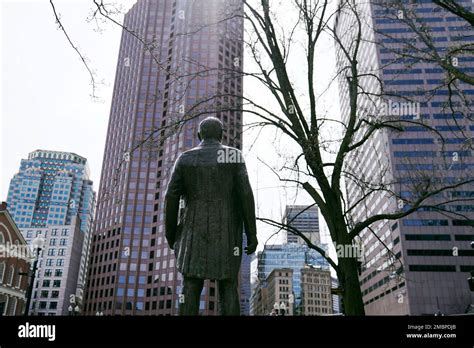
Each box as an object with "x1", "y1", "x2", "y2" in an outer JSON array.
[{"x1": 1, "y1": 0, "x2": 340, "y2": 260}]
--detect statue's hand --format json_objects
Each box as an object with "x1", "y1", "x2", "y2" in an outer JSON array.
[
  {"x1": 245, "y1": 236, "x2": 258, "y2": 255},
  {"x1": 166, "y1": 237, "x2": 175, "y2": 250}
]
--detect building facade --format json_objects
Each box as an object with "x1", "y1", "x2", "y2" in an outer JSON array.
[
  {"x1": 0, "y1": 202, "x2": 31, "y2": 316},
  {"x1": 299, "y1": 267, "x2": 333, "y2": 316},
  {"x1": 331, "y1": 276, "x2": 342, "y2": 314},
  {"x1": 249, "y1": 280, "x2": 268, "y2": 316},
  {"x1": 265, "y1": 268, "x2": 294, "y2": 316},
  {"x1": 335, "y1": 0, "x2": 474, "y2": 314},
  {"x1": 84, "y1": 0, "x2": 244, "y2": 315},
  {"x1": 22, "y1": 218, "x2": 84, "y2": 315},
  {"x1": 6, "y1": 150, "x2": 96, "y2": 315},
  {"x1": 284, "y1": 205, "x2": 320, "y2": 245}
]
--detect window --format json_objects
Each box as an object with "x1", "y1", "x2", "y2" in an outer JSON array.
[
  {"x1": 49, "y1": 302, "x2": 57, "y2": 310},
  {"x1": 0, "y1": 262, "x2": 5, "y2": 283},
  {"x1": 42, "y1": 280, "x2": 51, "y2": 287},
  {"x1": 405, "y1": 234, "x2": 451, "y2": 241},
  {"x1": 58, "y1": 249, "x2": 66, "y2": 256},
  {"x1": 40, "y1": 291, "x2": 49, "y2": 298},
  {"x1": 9, "y1": 298, "x2": 17, "y2": 315},
  {"x1": 409, "y1": 265, "x2": 456, "y2": 272},
  {"x1": 16, "y1": 269, "x2": 22, "y2": 288},
  {"x1": 56, "y1": 259, "x2": 64, "y2": 266},
  {"x1": 44, "y1": 269, "x2": 52, "y2": 277},
  {"x1": 53, "y1": 280, "x2": 61, "y2": 288},
  {"x1": 403, "y1": 219, "x2": 448, "y2": 227},
  {"x1": 51, "y1": 291, "x2": 59, "y2": 298},
  {"x1": 60, "y1": 239, "x2": 67, "y2": 246},
  {"x1": 8, "y1": 265, "x2": 15, "y2": 285},
  {"x1": 54, "y1": 269, "x2": 63, "y2": 277}
]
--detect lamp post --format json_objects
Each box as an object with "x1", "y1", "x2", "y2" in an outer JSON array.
[
  {"x1": 95, "y1": 303, "x2": 104, "y2": 316},
  {"x1": 272, "y1": 302, "x2": 287, "y2": 316},
  {"x1": 24, "y1": 236, "x2": 45, "y2": 316},
  {"x1": 68, "y1": 305, "x2": 80, "y2": 316}
]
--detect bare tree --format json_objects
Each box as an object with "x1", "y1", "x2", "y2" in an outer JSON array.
[{"x1": 48, "y1": 0, "x2": 474, "y2": 316}]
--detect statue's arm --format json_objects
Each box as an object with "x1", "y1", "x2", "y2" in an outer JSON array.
[
  {"x1": 236, "y1": 160, "x2": 258, "y2": 254},
  {"x1": 165, "y1": 156, "x2": 184, "y2": 250}
]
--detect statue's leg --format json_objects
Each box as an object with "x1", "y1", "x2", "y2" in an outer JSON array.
[
  {"x1": 217, "y1": 277, "x2": 240, "y2": 316},
  {"x1": 179, "y1": 276, "x2": 204, "y2": 315}
]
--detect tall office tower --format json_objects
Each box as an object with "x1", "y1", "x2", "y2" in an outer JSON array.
[
  {"x1": 284, "y1": 205, "x2": 320, "y2": 245},
  {"x1": 84, "y1": 0, "x2": 244, "y2": 315},
  {"x1": 335, "y1": 1, "x2": 474, "y2": 314},
  {"x1": 6, "y1": 150, "x2": 96, "y2": 314},
  {"x1": 257, "y1": 244, "x2": 329, "y2": 310}
]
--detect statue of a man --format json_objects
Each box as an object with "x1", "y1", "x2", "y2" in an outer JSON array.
[{"x1": 165, "y1": 117, "x2": 258, "y2": 315}]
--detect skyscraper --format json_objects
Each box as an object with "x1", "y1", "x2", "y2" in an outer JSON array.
[
  {"x1": 84, "y1": 0, "x2": 244, "y2": 315},
  {"x1": 284, "y1": 205, "x2": 320, "y2": 245},
  {"x1": 335, "y1": 0, "x2": 474, "y2": 314},
  {"x1": 6, "y1": 150, "x2": 96, "y2": 315}
]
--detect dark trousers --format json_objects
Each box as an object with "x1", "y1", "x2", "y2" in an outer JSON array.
[{"x1": 179, "y1": 276, "x2": 240, "y2": 316}]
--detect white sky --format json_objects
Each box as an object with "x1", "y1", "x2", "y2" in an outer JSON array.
[{"x1": 0, "y1": 0, "x2": 340, "y2": 260}]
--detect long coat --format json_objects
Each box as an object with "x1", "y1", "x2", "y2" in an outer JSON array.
[{"x1": 164, "y1": 140, "x2": 257, "y2": 280}]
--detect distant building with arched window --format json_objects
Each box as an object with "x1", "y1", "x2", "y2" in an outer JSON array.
[{"x1": 0, "y1": 202, "x2": 31, "y2": 316}]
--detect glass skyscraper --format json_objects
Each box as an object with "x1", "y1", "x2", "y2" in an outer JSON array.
[
  {"x1": 7, "y1": 150, "x2": 95, "y2": 233},
  {"x1": 84, "y1": 0, "x2": 244, "y2": 315},
  {"x1": 257, "y1": 244, "x2": 330, "y2": 308},
  {"x1": 335, "y1": 0, "x2": 474, "y2": 314}
]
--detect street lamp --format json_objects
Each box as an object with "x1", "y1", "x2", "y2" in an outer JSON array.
[
  {"x1": 24, "y1": 236, "x2": 45, "y2": 316},
  {"x1": 272, "y1": 302, "x2": 287, "y2": 316},
  {"x1": 68, "y1": 305, "x2": 81, "y2": 316}
]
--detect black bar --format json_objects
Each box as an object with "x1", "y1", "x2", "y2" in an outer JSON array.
[{"x1": 0, "y1": 315, "x2": 473, "y2": 346}]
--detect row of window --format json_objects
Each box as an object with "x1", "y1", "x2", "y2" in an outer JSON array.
[
  {"x1": 403, "y1": 219, "x2": 474, "y2": 227},
  {"x1": 0, "y1": 262, "x2": 23, "y2": 288},
  {"x1": 39, "y1": 280, "x2": 61, "y2": 288},
  {"x1": 405, "y1": 234, "x2": 474, "y2": 241}
]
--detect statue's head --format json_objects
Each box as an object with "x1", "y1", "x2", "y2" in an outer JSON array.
[{"x1": 198, "y1": 117, "x2": 223, "y2": 142}]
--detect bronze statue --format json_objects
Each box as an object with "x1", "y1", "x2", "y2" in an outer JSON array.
[{"x1": 165, "y1": 117, "x2": 258, "y2": 315}]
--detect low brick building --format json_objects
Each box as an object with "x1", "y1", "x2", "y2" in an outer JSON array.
[{"x1": 0, "y1": 202, "x2": 31, "y2": 315}]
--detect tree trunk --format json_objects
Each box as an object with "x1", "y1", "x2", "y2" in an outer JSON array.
[{"x1": 338, "y1": 256, "x2": 365, "y2": 315}]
